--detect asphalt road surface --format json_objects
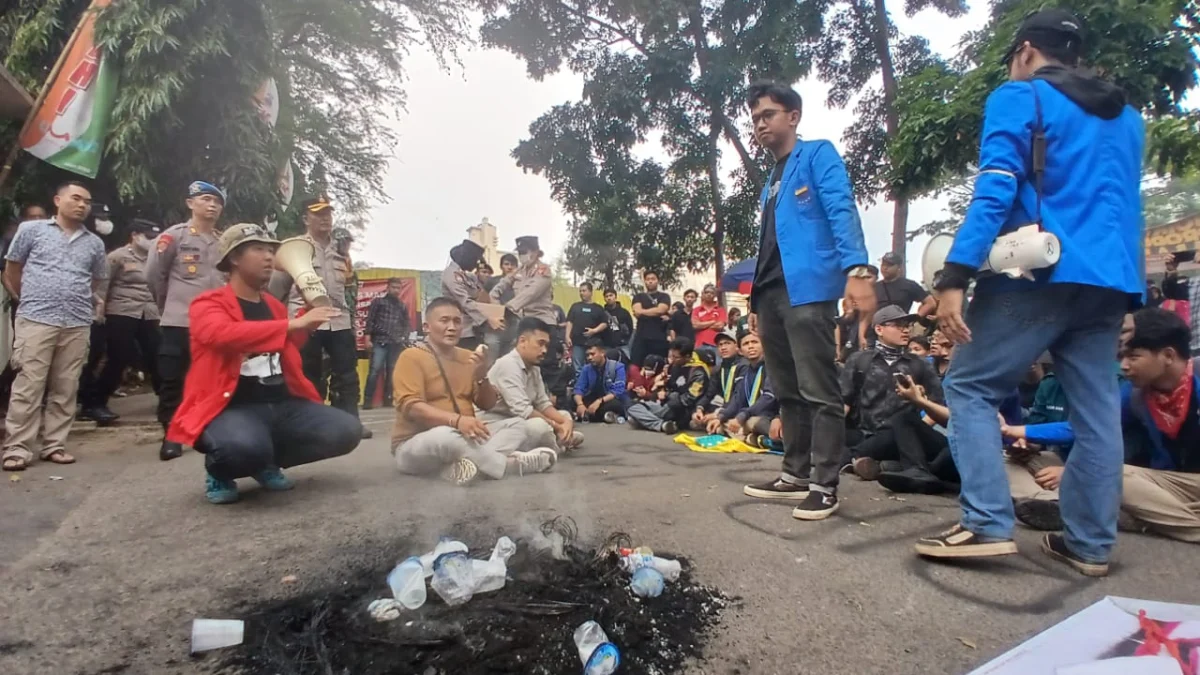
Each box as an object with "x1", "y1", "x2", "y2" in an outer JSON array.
[{"x1": 1, "y1": 397, "x2": 1197, "y2": 675}]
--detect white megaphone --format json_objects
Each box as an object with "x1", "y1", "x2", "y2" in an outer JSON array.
[
  {"x1": 921, "y1": 224, "x2": 1061, "y2": 289},
  {"x1": 275, "y1": 236, "x2": 332, "y2": 307}
]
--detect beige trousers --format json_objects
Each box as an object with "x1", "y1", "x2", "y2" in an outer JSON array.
[
  {"x1": 393, "y1": 417, "x2": 557, "y2": 480},
  {"x1": 1008, "y1": 451, "x2": 1200, "y2": 544},
  {"x1": 3, "y1": 318, "x2": 90, "y2": 462}
]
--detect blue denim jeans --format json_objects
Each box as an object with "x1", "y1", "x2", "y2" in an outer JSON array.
[
  {"x1": 571, "y1": 344, "x2": 587, "y2": 371},
  {"x1": 364, "y1": 343, "x2": 404, "y2": 407},
  {"x1": 945, "y1": 284, "x2": 1126, "y2": 562}
]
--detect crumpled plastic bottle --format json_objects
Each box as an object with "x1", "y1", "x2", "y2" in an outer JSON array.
[
  {"x1": 420, "y1": 537, "x2": 469, "y2": 578},
  {"x1": 574, "y1": 620, "x2": 620, "y2": 675},
  {"x1": 430, "y1": 551, "x2": 475, "y2": 606},
  {"x1": 629, "y1": 567, "x2": 665, "y2": 598},
  {"x1": 472, "y1": 536, "x2": 517, "y2": 594},
  {"x1": 386, "y1": 556, "x2": 427, "y2": 609}
]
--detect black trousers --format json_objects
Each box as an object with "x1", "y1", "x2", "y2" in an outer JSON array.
[
  {"x1": 300, "y1": 329, "x2": 361, "y2": 417},
  {"x1": 195, "y1": 398, "x2": 362, "y2": 481},
  {"x1": 82, "y1": 316, "x2": 160, "y2": 408},
  {"x1": 78, "y1": 322, "x2": 106, "y2": 402},
  {"x1": 853, "y1": 408, "x2": 958, "y2": 481},
  {"x1": 578, "y1": 376, "x2": 627, "y2": 421},
  {"x1": 157, "y1": 326, "x2": 191, "y2": 428},
  {"x1": 630, "y1": 337, "x2": 668, "y2": 369},
  {"x1": 756, "y1": 284, "x2": 844, "y2": 490}
]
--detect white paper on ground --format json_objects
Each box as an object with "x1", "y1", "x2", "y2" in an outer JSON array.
[{"x1": 968, "y1": 596, "x2": 1200, "y2": 675}]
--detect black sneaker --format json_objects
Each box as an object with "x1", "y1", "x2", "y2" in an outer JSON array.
[
  {"x1": 792, "y1": 491, "x2": 839, "y2": 521},
  {"x1": 159, "y1": 440, "x2": 183, "y2": 462},
  {"x1": 1041, "y1": 532, "x2": 1108, "y2": 577},
  {"x1": 851, "y1": 457, "x2": 881, "y2": 481},
  {"x1": 878, "y1": 466, "x2": 950, "y2": 494},
  {"x1": 914, "y1": 524, "x2": 1017, "y2": 559},
  {"x1": 361, "y1": 426, "x2": 374, "y2": 439},
  {"x1": 661, "y1": 420, "x2": 678, "y2": 434},
  {"x1": 1014, "y1": 499, "x2": 1064, "y2": 531},
  {"x1": 743, "y1": 478, "x2": 809, "y2": 501}
]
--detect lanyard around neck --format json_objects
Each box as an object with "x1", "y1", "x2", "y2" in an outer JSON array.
[{"x1": 747, "y1": 364, "x2": 764, "y2": 405}]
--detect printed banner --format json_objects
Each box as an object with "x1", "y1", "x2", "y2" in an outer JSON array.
[
  {"x1": 20, "y1": 0, "x2": 117, "y2": 178},
  {"x1": 1145, "y1": 214, "x2": 1200, "y2": 257},
  {"x1": 355, "y1": 277, "x2": 417, "y2": 351}
]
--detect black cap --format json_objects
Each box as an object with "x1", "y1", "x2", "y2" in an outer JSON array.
[
  {"x1": 881, "y1": 252, "x2": 903, "y2": 265},
  {"x1": 454, "y1": 238, "x2": 485, "y2": 260},
  {"x1": 1002, "y1": 9, "x2": 1083, "y2": 65},
  {"x1": 515, "y1": 235, "x2": 540, "y2": 253},
  {"x1": 301, "y1": 196, "x2": 334, "y2": 213},
  {"x1": 129, "y1": 218, "x2": 162, "y2": 236}
]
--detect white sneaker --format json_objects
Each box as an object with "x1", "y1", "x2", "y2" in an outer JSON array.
[
  {"x1": 562, "y1": 430, "x2": 584, "y2": 453},
  {"x1": 440, "y1": 458, "x2": 478, "y2": 486},
  {"x1": 512, "y1": 447, "x2": 558, "y2": 476}
]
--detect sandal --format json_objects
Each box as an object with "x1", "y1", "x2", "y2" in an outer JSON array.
[
  {"x1": 3, "y1": 455, "x2": 28, "y2": 471},
  {"x1": 43, "y1": 449, "x2": 76, "y2": 465}
]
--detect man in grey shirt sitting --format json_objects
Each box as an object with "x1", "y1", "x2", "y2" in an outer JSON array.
[{"x1": 481, "y1": 317, "x2": 584, "y2": 454}]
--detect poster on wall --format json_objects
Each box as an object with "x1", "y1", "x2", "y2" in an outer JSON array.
[{"x1": 355, "y1": 277, "x2": 417, "y2": 351}]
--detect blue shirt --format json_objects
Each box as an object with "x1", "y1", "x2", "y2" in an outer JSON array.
[{"x1": 6, "y1": 219, "x2": 107, "y2": 328}]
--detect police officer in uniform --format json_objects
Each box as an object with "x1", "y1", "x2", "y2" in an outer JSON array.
[
  {"x1": 440, "y1": 239, "x2": 503, "y2": 351},
  {"x1": 490, "y1": 236, "x2": 559, "y2": 378},
  {"x1": 79, "y1": 219, "x2": 163, "y2": 423},
  {"x1": 267, "y1": 197, "x2": 371, "y2": 439},
  {"x1": 147, "y1": 181, "x2": 227, "y2": 461}
]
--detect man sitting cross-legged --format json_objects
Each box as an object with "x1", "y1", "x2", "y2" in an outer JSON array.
[
  {"x1": 481, "y1": 317, "x2": 584, "y2": 453},
  {"x1": 691, "y1": 330, "x2": 744, "y2": 431},
  {"x1": 706, "y1": 332, "x2": 780, "y2": 448},
  {"x1": 168, "y1": 223, "x2": 364, "y2": 505},
  {"x1": 573, "y1": 338, "x2": 629, "y2": 423},
  {"x1": 626, "y1": 337, "x2": 710, "y2": 435},
  {"x1": 1003, "y1": 309, "x2": 1200, "y2": 555},
  {"x1": 391, "y1": 298, "x2": 558, "y2": 485}
]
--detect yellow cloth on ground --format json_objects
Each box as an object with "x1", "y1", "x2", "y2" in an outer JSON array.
[{"x1": 672, "y1": 433, "x2": 767, "y2": 454}]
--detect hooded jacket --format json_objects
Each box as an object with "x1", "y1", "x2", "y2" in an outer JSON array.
[
  {"x1": 663, "y1": 352, "x2": 711, "y2": 415},
  {"x1": 943, "y1": 66, "x2": 1143, "y2": 303}
]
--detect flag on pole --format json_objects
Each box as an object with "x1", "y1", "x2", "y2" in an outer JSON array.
[{"x1": 19, "y1": 0, "x2": 117, "y2": 178}]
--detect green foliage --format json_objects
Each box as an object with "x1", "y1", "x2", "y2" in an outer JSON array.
[
  {"x1": 482, "y1": 0, "x2": 823, "y2": 290},
  {"x1": 890, "y1": 0, "x2": 1200, "y2": 200},
  {"x1": 1144, "y1": 174, "x2": 1200, "y2": 228},
  {"x1": 0, "y1": 0, "x2": 470, "y2": 230}
]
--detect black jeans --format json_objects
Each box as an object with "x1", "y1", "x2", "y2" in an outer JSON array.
[
  {"x1": 756, "y1": 284, "x2": 844, "y2": 491},
  {"x1": 630, "y1": 336, "x2": 668, "y2": 369},
  {"x1": 195, "y1": 398, "x2": 362, "y2": 480},
  {"x1": 82, "y1": 316, "x2": 160, "y2": 408},
  {"x1": 300, "y1": 329, "x2": 361, "y2": 417},
  {"x1": 157, "y1": 326, "x2": 191, "y2": 428},
  {"x1": 853, "y1": 409, "x2": 959, "y2": 481},
  {"x1": 78, "y1": 322, "x2": 106, "y2": 402}
]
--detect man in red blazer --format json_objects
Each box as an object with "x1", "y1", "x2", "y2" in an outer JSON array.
[{"x1": 168, "y1": 223, "x2": 362, "y2": 504}]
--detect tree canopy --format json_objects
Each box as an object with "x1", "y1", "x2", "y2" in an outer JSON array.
[
  {"x1": 0, "y1": 0, "x2": 470, "y2": 235},
  {"x1": 482, "y1": 0, "x2": 825, "y2": 290},
  {"x1": 889, "y1": 0, "x2": 1200, "y2": 206}
]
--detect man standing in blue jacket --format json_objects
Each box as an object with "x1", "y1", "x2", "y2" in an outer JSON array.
[
  {"x1": 742, "y1": 82, "x2": 874, "y2": 521},
  {"x1": 915, "y1": 10, "x2": 1144, "y2": 573}
]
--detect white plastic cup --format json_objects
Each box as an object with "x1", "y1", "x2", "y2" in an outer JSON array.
[{"x1": 190, "y1": 619, "x2": 245, "y2": 654}]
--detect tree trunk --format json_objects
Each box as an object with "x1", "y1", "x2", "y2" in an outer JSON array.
[
  {"x1": 706, "y1": 121, "x2": 726, "y2": 301},
  {"x1": 869, "y1": 0, "x2": 908, "y2": 260}
]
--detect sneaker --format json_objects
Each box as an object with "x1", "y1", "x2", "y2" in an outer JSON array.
[
  {"x1": 914, "y1": 524, "x2": 1017, "y2": 559},
  {"x1": 792, "y1": 491, "x2": 839, "y2": 521},
  {"x1": 661, "y1": 420, "x2": 678, "y2": 434},
  {"x1": 1014, "y1": 499, "x2": 1063, "y2": 531},
  {"x1": 159, "y1": 440, "x2": 183, "y2": 462},
  {"x1": 603, "y1": 411, "x2": 618, "y2": 424},
  {"x1": 80, "y1": 406, "x2": 120, "y2": 426},
  {"x1": 565, "y1": 430, "x2": 585, "y2": 450},
  {"x1": 743, "y1": 478, "x2": 809, "y2": 501},
  {"x1": 852, "y1": 457, "x2": 881, "y2": 481},
  {"x1": 745, "y1": 433, "x2": 761, "y2": 449},
  {"x1": 878, "y1": 466, "x2": 951, "y2": 494},
  {"x1": 440, "y1": 458, "x2": 479, "y2": 486},
  {"x1": 361, "y1": 426, "x2": 374, "y2": 439},
  {"x1": 253, "y1": 467, "x2": 295, "y2": 492},
  {"x1": 512, "y1": 447, "x2": 557, "y2": 476},
  {"x1": 205, "y1": 474, "x2": 239, "y2": 505},
  {"x1": 1041, "y1": 532, "x2": 1108, "y2": 577}
]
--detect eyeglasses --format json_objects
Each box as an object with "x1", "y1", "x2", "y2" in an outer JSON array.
[{"x1": 750, "y1": 108, "x2": 788, "y2": 125}]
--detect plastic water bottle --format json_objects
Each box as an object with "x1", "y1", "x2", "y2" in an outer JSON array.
[
  {"x1": 574, "y1": 620, "x2": 620, "y2": 675},
  {"x1": 617, "y1": 416, "x2": 627, "y2": 425},
  {"x1": 430, "y1": 551, "x2": 475, "y2": 606},
  {"x1": 629, "y1": 567, "x2": 665, "y2": 598},
  {"x1": 419, "y1": 537, "x2": 469, "y2": 577},
  {"x1": 618, "y1": 547, "x2": 681, "y2": 582},
  {"x1": 472, "y1": 536, "x2": 516, "y2": 594},
  {"x1": 386, "y1": 556, "x2": 427, "y2": 610}
]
